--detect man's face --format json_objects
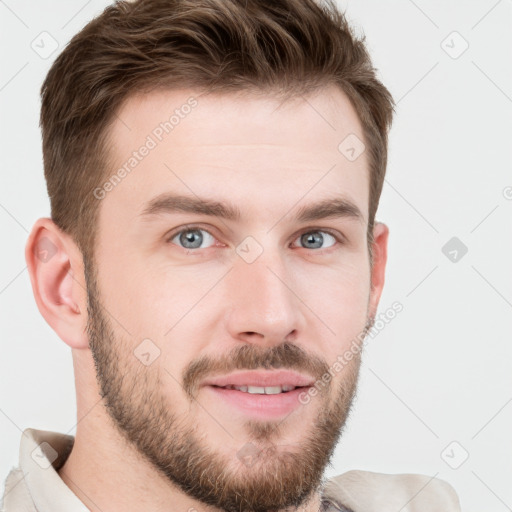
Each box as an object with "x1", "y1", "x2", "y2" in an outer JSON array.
[{"x1": 86, "y1": 86, "x2": 377, "y2": 512}]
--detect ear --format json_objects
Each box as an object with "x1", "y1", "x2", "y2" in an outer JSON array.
[
  {"x1": 25, "y1": 218, "x2": 89, "y2": 349},
  {"x1": 368, "y1": 222, "x2": 389, "y2": 319}
]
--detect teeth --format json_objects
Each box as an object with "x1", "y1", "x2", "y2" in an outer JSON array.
[
  {"x1": 257, "y1": 386, "x2": 279, "y2": 395},
  {"x1": 222, "y1": 385, "x2": 297, "y2": 394}
]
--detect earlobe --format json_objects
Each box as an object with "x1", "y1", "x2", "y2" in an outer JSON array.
[
  {"x1": 368, "y1": 222, "x2": 389, "y2": 318},
  {"x1": 25, "y1": 218, "x2": 89, "y2": 349}
]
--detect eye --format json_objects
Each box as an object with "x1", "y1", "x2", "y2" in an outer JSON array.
[
  {"x1": 292, "y1": 230, "x2": 338, "y2": 250},
  {"x1": 168, "y1": 227, "x2": 216, "y2": 250},
  {"x1": 167, "y1": 226, "x2": 342, "y2": 252}
]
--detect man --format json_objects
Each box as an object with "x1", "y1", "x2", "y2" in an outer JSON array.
[{"x1": 1, "y1": 0, "x2": 461, "y2": 511}]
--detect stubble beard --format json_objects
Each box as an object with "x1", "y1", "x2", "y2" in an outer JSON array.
[{"x1": 85, "y1": 260, "x2": 367, "y2": 512}]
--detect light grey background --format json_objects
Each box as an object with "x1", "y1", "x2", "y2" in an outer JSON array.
[{"x1": 1, "y1": 1, "x2": 511, "y2": 510}]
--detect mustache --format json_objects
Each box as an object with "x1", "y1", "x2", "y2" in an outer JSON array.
[{"x1": 182, "y1": 341, "x2": 330, "y2": 400}]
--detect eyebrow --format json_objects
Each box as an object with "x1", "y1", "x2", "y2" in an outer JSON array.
[{"x1": 140, "y1": 193, "x2": 364, "y2": 224}]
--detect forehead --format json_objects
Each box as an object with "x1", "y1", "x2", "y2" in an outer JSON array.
[
  {"x1": 100, "y1": 85, "x2": 369, "y2": 226},
  {"x1": 111, "y1": 85, "x2": 365, "y2": 151}
]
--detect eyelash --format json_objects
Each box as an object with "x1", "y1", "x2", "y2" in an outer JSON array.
[{"x1": 165, "y1": 224, "x2": 345, "y2": 252}]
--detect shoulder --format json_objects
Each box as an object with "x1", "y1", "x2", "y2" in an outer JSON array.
[{"x1": 323, "y1": 469, "x2": 461, "y2": 511}]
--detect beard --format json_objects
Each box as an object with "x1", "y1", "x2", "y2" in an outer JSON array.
[{"x1": 84, "y1": 258, "x2": 369, "y2": 512}]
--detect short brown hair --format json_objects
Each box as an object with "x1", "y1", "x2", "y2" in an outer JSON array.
[{"x1": 41, "y1": 0, "x2": 394, "y2": 267}]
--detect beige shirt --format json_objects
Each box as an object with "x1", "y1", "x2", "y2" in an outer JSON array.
[{"x1": 1, "y1": 429, "x2": 461, "y2": 512}]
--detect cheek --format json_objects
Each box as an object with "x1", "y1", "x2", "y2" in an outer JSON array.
[
  {"x1": 296, "y1": 257, "x2": 370, "y2": 311},
  {"x1": 114, "y1": 264, "x2": 223, "y2": 370},
  {"x1": 97, "y1": 247, "x2": 216, "y2": 331},
  {"x1": 293, "y1": 259, "x2": 371, "y2": 351}
]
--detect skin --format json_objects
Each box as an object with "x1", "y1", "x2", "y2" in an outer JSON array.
[{"x1": 25, "y1": 85, "x2": 388, "y2": 512}]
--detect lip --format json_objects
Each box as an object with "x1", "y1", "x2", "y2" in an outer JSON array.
[
  {"x1": 204, "y1": 385, "x2": 311, "y2": 419},
  {"x1": 201, "y1": 370, "x2": 315, "y2": 389}
]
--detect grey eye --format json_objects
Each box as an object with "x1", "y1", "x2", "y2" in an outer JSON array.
[
  {"x1": 296, "y1": 231, "x2": 336, "y2": 249},
  {"x1": 171, "y1": 229, "x2": 215, "y2": 250}
]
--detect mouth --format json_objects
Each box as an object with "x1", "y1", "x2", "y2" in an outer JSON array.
[
  {"x1": 201, "y1": 371, "x2": 315, "y2": 419},
  {"x1": 210, "y1": 384, "x2": 305, "y2": 394}
]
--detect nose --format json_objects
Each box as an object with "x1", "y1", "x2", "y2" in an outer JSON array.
[{"x1": 224, "y1": 248, "x2": 305, "y2": 347}]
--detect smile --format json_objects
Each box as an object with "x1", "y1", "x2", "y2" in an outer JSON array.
[{"x1": 213, "y1": 384, "x2": 300, "y2": 394}]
